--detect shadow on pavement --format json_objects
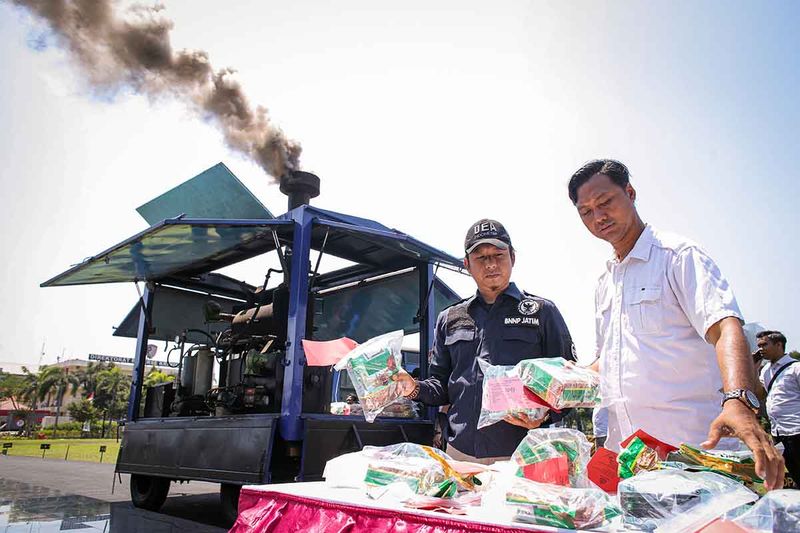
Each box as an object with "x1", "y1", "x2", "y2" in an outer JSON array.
[{"x1": 111, "y1": 495, "x2": 228, "y2": 532}]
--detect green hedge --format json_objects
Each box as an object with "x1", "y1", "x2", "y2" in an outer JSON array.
[{"x1": 23, "y1": 421, "x2": 122, "y2": 439}]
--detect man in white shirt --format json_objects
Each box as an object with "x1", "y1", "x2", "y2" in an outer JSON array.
[
  {"x1": 568, "y1": 159, "x2": 784, "y2": 490},
  {"x1": 756, "y1": 330, "x2": 799, "y2": 488}
]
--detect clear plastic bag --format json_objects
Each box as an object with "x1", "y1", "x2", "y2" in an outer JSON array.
[
  {"x1": 618, "y1": 469, "x2": 757, "y2": 531},
  {"x1": 333, "y1": 330, "x2": 404, "y2": 422},
  {"x1": 379, "y1": 397, "x2": 419, "y2": 418},
  {"x1": 477, "y1": 359, "x2": 548, "y2": 429},
  {"x1": 329, "y1": 401, "x2": 364, "y2": 416},
  {"x1": 512, "y1": 427, "x2": 592, "y2": 487},
  {"x1": 323, "y1": 450, "x2": 371, "y2": 488},
  {"x1": 516, "y1": 357, "x2": 600, "y2": 409},
  {"x1": 403, "y1": 491, "x2": 483, "y2": 514},
  {"x1": 653, "y1": 478, "x2": 758, "y2": 533},
  {"x1": 505, "y1": 477, "x2": 621, "y2": 530},
  {"x1": 361, "y1": 443, "x2": 477, "y2": 499},
  {"x1": 731, "y1": 489, "x2": 800, "y2": 532}
]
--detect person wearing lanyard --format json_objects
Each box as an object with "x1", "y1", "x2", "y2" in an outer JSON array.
[
  {"x1": 568, "y1": 159, "x2": 784, "y2": 490},
  {"x1": 755, "y1": 330, "x2": 800, "y2": 488},
  {"x1": 394, "y1": 219, "x2": 576, "y2": 464}
]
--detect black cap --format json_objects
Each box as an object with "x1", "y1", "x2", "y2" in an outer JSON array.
[{"x1": 464, "y1": 219, "x2": 512, "y2": 254}]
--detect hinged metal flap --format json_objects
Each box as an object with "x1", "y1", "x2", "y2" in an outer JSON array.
[
  {"x1": 136, "y1": 162, "x2": 273, "y2": 224},
  {"x1": 41, "y1": 219, "x2": 293, "y2": 287}
]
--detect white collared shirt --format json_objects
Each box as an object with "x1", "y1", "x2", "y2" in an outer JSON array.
[
  {"x1": 595, "y1": 225, "x2": 743, "y2": 451},
  {"x1": 759, "y1": 354, "x2": 800, "y2": 437}
]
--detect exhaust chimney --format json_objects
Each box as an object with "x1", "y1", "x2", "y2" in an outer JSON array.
[{"x1": 279, "y1": 171, "x2": 320, "y2": 211}]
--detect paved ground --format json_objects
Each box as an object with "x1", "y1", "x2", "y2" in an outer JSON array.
[{"x1": 0, "y1": 456, "x2": 228, "y2": 532}]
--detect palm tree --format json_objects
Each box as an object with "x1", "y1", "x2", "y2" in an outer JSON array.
[
  {"x1": 37, "y1": 365, "x2": 80, "y2": 437},
  {"x1": 18, "y1": 366, "x2": 41, "y2": 436},
  {"x1": 19, "y1": 366, "x2": 41, "y2": 406},
  {"x1": 96, "y1": 366, "x2": 132, "y2": 437},
  {"x1": 74, "y1": 361, "x2": 112, "y2": 399}
]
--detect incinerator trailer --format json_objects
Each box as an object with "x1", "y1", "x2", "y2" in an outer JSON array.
[{"x1": 41, "y1": 163, "x2": 464, "y2": 522}]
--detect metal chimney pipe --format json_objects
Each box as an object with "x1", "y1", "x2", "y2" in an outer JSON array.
[{"x1": 279, "y1": 171, "x2": 320, "y2": 211}]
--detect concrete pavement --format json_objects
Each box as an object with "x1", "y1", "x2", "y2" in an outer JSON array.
[
  {"x1": 0, "y1": 455, "x2": 219, "y2": 501},
  {"x1": 0, "y1": 455, "x2": 228, "y2": 531}
]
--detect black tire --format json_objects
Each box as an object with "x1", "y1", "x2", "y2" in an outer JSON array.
[
  {"x1": 130, "y1": 474, "x2": 170, "y2": 511},
  {"x1": 220, "y1": 483, "x2": 242, "y2": 526}
]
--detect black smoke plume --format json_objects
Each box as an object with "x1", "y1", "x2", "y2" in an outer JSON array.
[{"x1": 12, "y1": 0, "x2": 301, "y2": 180}]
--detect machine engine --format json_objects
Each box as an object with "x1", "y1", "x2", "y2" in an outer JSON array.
[{"x1": 146, "y1": 280, "x2": 330, "y2": 418}]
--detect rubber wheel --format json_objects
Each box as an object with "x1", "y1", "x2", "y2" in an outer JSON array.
[
  {"x1": 130, "y1": 474, "x2": 170, "y2": 511},
  {"x1": 220, "y1": 483, "x2": 242, "y2": 526}
]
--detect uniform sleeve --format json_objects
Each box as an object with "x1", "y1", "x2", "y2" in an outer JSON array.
[
  {"x1": 667, "y1": 246, "x2": 744, "y2": 341},
  {"x1": 416, "y1": 309, "x2": 451, "y2": 406},
  {"x1": 541, "y1": 300, "x2": 576, "y2": 361}
]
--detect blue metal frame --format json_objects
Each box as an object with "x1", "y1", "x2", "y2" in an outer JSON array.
[
  {"x1": 127, "y1": 283, "x2": 154, "y2": 422},
  {"x1": 419, "y1": 263, "x2": 438, "y2": 422},
  {"x1": 418, "y1": 263, "x2": 436, "y2": 380},
  {"x1": 279, "y1": 207, "x2": 313, "y2": 442}
]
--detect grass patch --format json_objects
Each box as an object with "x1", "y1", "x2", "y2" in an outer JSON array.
[{"x1": 0, "y1": 438, "x2": 120, "y2": 463}]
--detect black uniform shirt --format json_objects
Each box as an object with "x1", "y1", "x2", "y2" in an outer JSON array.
[{"x1": 417, "y1": 282, "x2": 575, "y2": 458}]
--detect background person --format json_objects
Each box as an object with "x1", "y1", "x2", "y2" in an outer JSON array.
[
  {"x1": 568, "y1": 159, "x2": 784, "y2": 490},
  {"x1": 755, "y1": 330, "x2": 799, "y2": 488},
  {"x1": 394, "y1": 219, "x2": 576, "y2": 464},
  {"x1": 592, "y1": 405, "x2": 608, "y2": 449}
]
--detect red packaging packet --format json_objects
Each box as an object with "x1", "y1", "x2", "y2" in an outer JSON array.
[
  {"x1": 698, "y1": 519, "x2": 751, "y2": 533},
  {"x1": 301, "y1": 337, "x2": 358, "y2": 366},
  {"x1": 619, "y1": 429, "x2": 678, "y2": 460},
  {"x1": 587, "y1": 447, "x2": 621, "y2": 494},
  {"x1": 522, "y1": 387, "x2": 561, "y2": 413},
  {"x1": 520, "y1": 456, "x2": 570, "y2": 486}
]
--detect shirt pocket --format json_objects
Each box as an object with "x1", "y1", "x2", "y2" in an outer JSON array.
[
  {"x1": 495, "y1": 327, "x2": 542, "y2": 364},
  {"x1": 626, "y1": 285, "x2": 663, "y2": 335}
]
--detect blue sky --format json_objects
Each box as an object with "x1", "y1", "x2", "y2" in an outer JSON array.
[{"x1": 0, "y1": 1, "x2": 797, "y2": 366}]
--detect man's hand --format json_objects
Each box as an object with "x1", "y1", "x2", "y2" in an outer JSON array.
[
  {"x1": 503, "y1": 411, "x2": 549, "y2": 429},
  {"x1": 701, "y1": 400, "x2": 785, "y2": 490},
  {"x1": 391, "y1": 369, "x2": 417, "y2": 397}
]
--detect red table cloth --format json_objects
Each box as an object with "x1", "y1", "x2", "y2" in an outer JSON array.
[{"x1": 230, "y1": 483, "x2": 552, "y2": 533}]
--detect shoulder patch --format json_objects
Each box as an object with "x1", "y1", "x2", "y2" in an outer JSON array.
[
  {"x1": 445, "y1": 301, "x2": 476, "y2": 334},
  {"x1": 518, "y1": 298, "x2": 540, "y2": 316},
  {"x1": 521, "y1": 291, "x2": 553, "y2": 308}
]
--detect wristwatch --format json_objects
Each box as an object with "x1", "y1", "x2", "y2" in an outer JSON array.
[{"x1": 721, "y1": 389, "x2": 760, "y2": 413}]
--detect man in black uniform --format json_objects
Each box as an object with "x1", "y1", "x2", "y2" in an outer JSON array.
[{"x1": 394, "y1": 219, "x2": 575, "y2": 463}]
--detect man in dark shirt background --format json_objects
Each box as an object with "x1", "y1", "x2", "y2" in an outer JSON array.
[{"x1": 395, "y1": 219, "x2": 575, "y2": 463}]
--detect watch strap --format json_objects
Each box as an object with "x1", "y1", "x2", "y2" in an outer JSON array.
[{"x1": 721, "y1": 389, "x2": 758, "y2": 412}]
